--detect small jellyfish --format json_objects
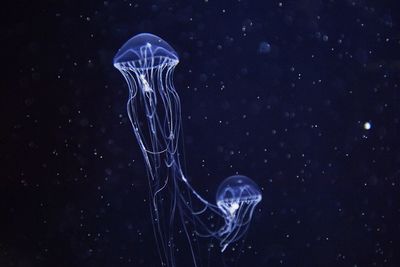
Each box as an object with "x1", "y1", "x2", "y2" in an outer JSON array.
[{"x1": 216, "y1": 175, "x2": 262, "y2": 252}]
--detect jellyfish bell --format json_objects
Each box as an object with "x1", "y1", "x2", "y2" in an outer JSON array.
[
  {"x1": 216, "y1": 175, "x2": 262, "y2": 214},
  {"x1": 113, "y1": 33, "x2": 179, "y2": 70}
]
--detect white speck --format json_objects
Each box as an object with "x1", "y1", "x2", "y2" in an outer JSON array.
[{"x1": 363, "y1": 122, "x2": 371, "y2": 130}]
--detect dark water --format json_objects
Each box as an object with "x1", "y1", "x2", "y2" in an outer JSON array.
[{"x1": 1, "y1": 0, "x2": 400, "y2": 266}]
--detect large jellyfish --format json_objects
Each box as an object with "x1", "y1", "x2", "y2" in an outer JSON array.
[{"x1": 113, "y1": 33, "x2": 262, "y2": 267}]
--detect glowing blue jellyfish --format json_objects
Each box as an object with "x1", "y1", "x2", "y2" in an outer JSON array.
[
  {"x1": 113, "y1": 33, "x2": 262, "y2": 267},
  {"x1": 216, "y1": 175, "x2": 262, "y2": 252}
]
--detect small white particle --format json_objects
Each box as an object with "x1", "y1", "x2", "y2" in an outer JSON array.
[{"x1": 363, "y1": 122, "x2": 371, "y2": 130}]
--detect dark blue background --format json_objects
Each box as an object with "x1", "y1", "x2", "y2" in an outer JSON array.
[{"x1": 1, "y1": 0, "x2": 400, "y2": 266}]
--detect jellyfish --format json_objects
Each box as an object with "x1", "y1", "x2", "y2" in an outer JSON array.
[
  {"x1": 215, "y1": 175, "x2": 262, "y2": 252},
  {"x1": 113, "y1": 33, "x2": 262, "y2": 267}
]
